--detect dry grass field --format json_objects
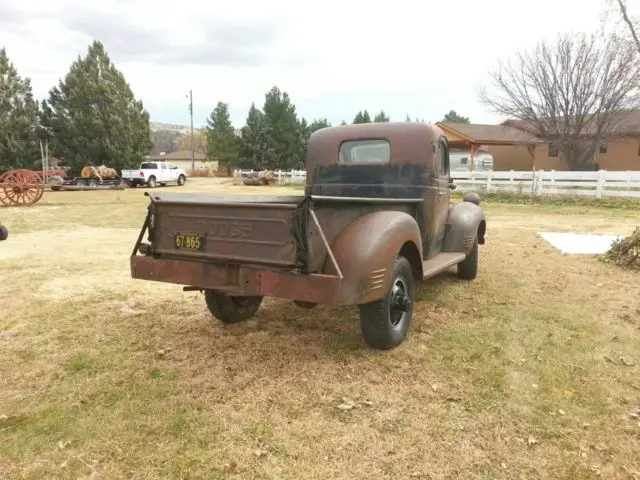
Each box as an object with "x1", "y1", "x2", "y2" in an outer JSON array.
[{"x1": 1, "y1": 178, "x2": 639, "y2": 480}]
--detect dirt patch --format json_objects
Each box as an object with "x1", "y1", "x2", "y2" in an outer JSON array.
[{"x1": 0, "y1": 227, "x2": 137, "y2": 261}]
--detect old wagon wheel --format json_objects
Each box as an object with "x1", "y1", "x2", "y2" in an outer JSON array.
[{"x1": 0, "y1": 169, "x2": 45, "y2": 207}]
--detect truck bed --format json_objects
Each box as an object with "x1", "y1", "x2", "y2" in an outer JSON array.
[{"x1": 144, "y1": 192, "x2": 308, "y2": 268}]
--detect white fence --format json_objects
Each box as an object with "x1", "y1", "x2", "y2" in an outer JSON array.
[
  {"x1": 233, "y1": 169, "x2": 640, "y2": 198},
  {"x1": 453, "y1": 170, "x2": 640, "y2": 198}
]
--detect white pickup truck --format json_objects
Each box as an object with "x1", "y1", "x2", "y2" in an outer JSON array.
[{"x1": 121, "y1": 161, "x2": 187, "y2": 188}]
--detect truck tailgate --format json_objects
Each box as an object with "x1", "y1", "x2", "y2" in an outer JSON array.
[{"x1": 147, "y1": 192, "x2": 305, "y2": 268}]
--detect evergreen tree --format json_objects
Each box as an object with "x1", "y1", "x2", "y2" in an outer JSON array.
[
  {"x1": 204, "y1": 102, "x2": 239, "y2": 171},
  {"x1": 308, "y1": 118, "x2": 331, "y2": 132},
  {"x1": 0, "y1": 48, "x2": 40, "y2": 171},
  {"x1": 405, "y1": 114, "x2": 411, "y2": 122},
  {"x1": 442, "y1": 110, "x2": 470, "y2": 123},
  {"x1": 299, "y1": 117, "x2": 331, "y2": 166},
  {"x1": 352, "y1": 110, "x2": 372, "y2": 124},
  {"x1": 39, "y1": 40, "x2": 152, "y2": 174},
  {"x1": 262, "y1": 86, "x2": 301, "y2": 169},
  {"x1": 374, "y1": 110, "x2": 390, "y2": 122},
  {"x1": 239, "y1": 102, "x2": 276, "y2": 169}
]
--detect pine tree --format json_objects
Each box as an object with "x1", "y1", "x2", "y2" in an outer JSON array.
[
  {"x1": 205, "y1": 101, "x2": 239, "y2": 172},
  {"x1": 299, "y1": 117, "x2": 331, "y2": 166},
  {"x1": 239, "y1": 102, "x2": 276, "y2": 169},
  {"x1": 374, "y1": 110, "x2": 390, "y2": 122},
  {"x1": 0, "y1": 48, "x2": 40, "y2": 171},
  {"x1": 442, "y1": 110, "x2": 470, "y2": 123},
  {"x1": 352, "y1": 110, "x2": 372, "y2": 124},
  {"x1": 262, "y1": 86, "x2": 302, "y2": 169},
  {"x1": 39, "y1": 40, "x2": 152, "y2": 174}
]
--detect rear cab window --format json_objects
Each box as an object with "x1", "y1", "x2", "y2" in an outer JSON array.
[
  {"x1": 339, "y1": 139, "x2": 390, "y2": 165},
  {"x1": 140, "y1": 162, "x2": 158, "y2": 169}
]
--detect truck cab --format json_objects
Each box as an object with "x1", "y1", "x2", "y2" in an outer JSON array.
[
  {"x1": 130, "y1": 122, "x2": 486, "y2": 350},
  {"x1": 304, "y1": 122, "x2": 472, "y2": 261}
]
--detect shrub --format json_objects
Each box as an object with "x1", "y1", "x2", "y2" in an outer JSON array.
[{"x1": 601, "y1": 227, "x2": 640, "y2": 270}]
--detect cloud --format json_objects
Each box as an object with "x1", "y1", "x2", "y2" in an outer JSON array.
[
  {"x1": 0, "y1": 0, "x2": 612, "y2": 128},
  {"x1": 59, "y1": 9, "x2": 281, "y2": 67},
  {"x1": 0, "y1": 1, "x2": 286, "y2": 68},
  {"x1": 0, "y1": 2, "x2": 31, "y2": 33}
]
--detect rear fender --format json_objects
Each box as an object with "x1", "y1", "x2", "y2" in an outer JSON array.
[
  {"x1": 442, "y1": 201, "x2": 486, "y2": 254},
  {"x1": 323, "y1": 210, "x2": 423, "y2": 305}
]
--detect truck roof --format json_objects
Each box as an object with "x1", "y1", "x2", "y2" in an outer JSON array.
[{"x1": 306, "y1": 122, "x2": 444, "y2": 172}]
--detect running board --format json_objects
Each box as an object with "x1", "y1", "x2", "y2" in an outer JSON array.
[{"x1": 422, "y1": 252, "x2": 466, "y2": 280}]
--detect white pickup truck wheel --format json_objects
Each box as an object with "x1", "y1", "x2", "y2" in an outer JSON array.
[
  {"x1": 177, "y1": 174, "x2": 186, "y2": 186},
  {"x1": 147, "y1": 176, "x2": 157, "y2": 188}
]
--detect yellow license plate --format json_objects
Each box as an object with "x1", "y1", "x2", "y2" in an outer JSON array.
[{"x1": 174, "y1": 233, "x2": 205, "y2": 250}]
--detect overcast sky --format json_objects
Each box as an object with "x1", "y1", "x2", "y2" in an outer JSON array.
[{"x1": 0, "y1": 0, "x2": 621, "y2": 128}]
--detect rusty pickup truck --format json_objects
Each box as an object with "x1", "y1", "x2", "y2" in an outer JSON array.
[{"x1": 130, "y1": 122, "x2": 486, "y2": 350}]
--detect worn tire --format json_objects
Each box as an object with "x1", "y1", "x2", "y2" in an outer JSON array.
[
  {"x1": 147, "y1": 176, "x2": 157, "y2": 188},
  {"x1": 0, "y1": 224, "x2": 8, "y2": 241},
  {"x1": 457, "y1": 240, "x2": 478, "y2": 280},
  {"x1": 177, "y1": 174, "x2": 186, "y2": 186},
  {"x1": 359, "y1": 256, "x2": 414, "y2": 350},
  {"x1": 204, "y1": 290, "x2": 263, "y2": 324}
]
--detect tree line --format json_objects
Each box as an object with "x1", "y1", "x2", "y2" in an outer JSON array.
[{"x1": 201, "y1": 100, "x2": 456, "y2": 171}]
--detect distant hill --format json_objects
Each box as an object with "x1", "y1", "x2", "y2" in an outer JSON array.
[
  {"x1": 149, "y1": 121, "x2": 240, "y2": 155},
  {"x1": 149, "y1": 122, "x2": 205, "y2": 155},
  {"x1": 150, "y1": 122, "x2": 200, "y2": 134}
]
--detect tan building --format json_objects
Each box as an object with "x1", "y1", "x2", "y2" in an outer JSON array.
[{"x1": 437, "y1": 110, "x2": 640, "y2": 171}]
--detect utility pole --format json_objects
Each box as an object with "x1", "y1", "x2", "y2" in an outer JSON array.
[{"x1": 188, "y1": 89, "x2": 195, "y2": 171}]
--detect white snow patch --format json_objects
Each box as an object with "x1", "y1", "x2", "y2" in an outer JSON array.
[{"x1": 537, "y1": 232, "x2": 628, "y2": 255}]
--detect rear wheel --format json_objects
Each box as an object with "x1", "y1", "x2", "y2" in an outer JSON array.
[
  {"x1": 457, "y1": 240, "x2": 478, "y2": 280},
  {"x1": 204, "y1": 290, "x2": 263, "y2": 324},
  {"x1": 87, "y1": 178, "x2": 98, "y2": 187},
  {"x1": 0, "y1": 224, "x2": 8, "y2": 241},
  {"x1": 359, "y1": 256, "x2": 414, "y2": 350},
  {"x1": 147, "y1": 176, "x2": 157, "y2": 188},
  {"x1": 74, "y1": 178, "x2": 87, "y2": 187}
]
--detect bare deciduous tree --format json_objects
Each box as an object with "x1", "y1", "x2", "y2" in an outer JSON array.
[
  {"x1": 610, "y1": 0, "x2": 640, "y2": 54},
  {"x1": 479, "y1": 32, "x2": 640, "y2": 170}
]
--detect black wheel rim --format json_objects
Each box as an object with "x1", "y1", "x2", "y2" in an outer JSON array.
[{"x1": 389, "y1": 276, "x2": 411, "y2": 329}]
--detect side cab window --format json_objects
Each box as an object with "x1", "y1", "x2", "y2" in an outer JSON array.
[{"x1": 437, "y1": 137, "x2": 450, "y2": 178}]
